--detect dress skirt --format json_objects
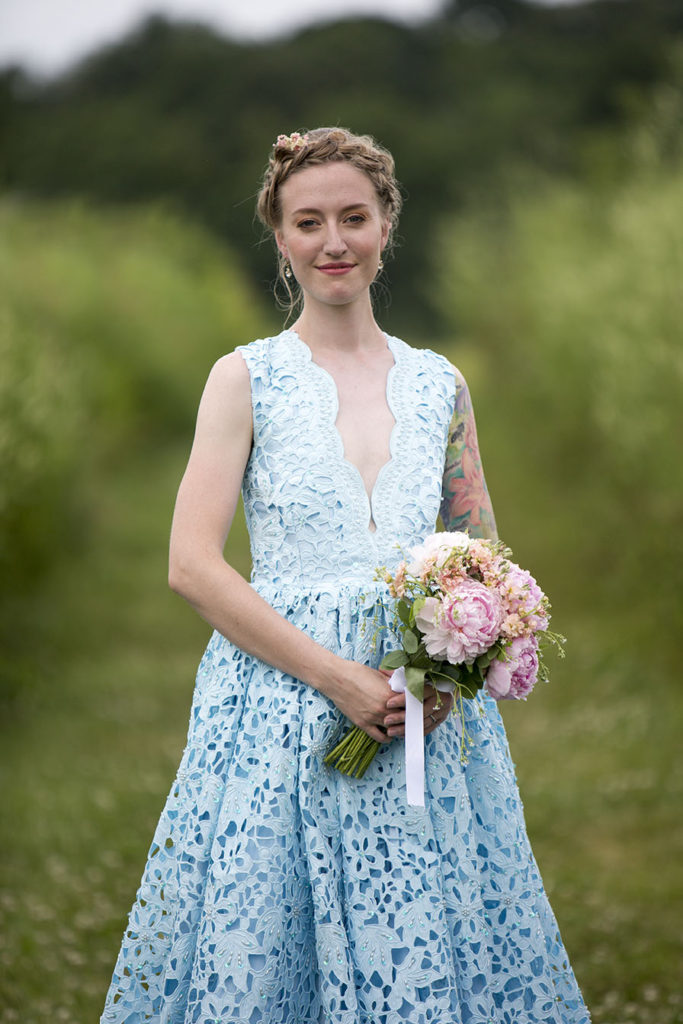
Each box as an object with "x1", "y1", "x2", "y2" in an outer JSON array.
[{"x1": 101, "y1": 579, "x2": 589, "y2": 1024}]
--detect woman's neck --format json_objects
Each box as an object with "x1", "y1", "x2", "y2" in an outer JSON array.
[{"x1": 291, "y1": 299, "x2": 387, "y2": 356}]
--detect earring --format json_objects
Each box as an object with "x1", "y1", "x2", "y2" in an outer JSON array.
[
  {"x1": 283, "y1": 260, "x2": 292, "y2": 280},
  {"x1": 377, "y1": 258, "x2": 384, "y2": 271}
]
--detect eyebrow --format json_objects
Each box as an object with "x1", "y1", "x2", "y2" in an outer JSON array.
[{"x1": 290, "y1": 203, "x2": 372, "y2": 217}]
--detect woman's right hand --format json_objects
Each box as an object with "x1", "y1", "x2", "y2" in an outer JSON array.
[{"x1": 324, "y1": 661, "x2": 398, "y2": 744}]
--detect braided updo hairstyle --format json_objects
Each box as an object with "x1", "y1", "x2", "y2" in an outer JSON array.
[{"x1": 256, "y1": 127, "x2": 403, "y2": 313}]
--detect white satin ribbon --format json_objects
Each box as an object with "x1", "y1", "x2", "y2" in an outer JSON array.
[{"x1": 389, "y1": 667, "x2": 455, "y2": 807}]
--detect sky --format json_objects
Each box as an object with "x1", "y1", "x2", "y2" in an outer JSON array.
[{"x1": 0, "y1": 0, "x2": 578, "y2": 77}]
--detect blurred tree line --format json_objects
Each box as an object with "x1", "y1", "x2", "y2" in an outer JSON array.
[{"x1": 2, "y1": 0, "x2": 683, "y2": 332}]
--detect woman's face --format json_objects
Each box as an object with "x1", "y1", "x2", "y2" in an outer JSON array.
[{"x1": 275, "y1": 161, "x2": 391, "y2": 312}]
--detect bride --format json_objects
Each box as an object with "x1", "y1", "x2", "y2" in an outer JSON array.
[{"x1": 101, "y1": 126, "x2": 589, "y2": 1024}]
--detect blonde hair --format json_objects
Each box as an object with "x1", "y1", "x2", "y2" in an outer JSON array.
[{"x1": 256, "y1": 127, "x2": 402, "y2": 313}]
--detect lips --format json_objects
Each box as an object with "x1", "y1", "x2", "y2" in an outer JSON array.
[{"x1": 317, "y1": 262, "x2": 356, "y2": 275}]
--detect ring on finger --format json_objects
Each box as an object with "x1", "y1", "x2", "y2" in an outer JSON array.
[{"x1": 428, "y1": 713, "x2": 437, "y2": 725}]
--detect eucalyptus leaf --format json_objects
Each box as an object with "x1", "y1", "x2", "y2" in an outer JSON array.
[
  {"x1": 403, "y1": 629, "x2": 418, "y2": 654},
  {"x1": 380, "y1": 650, "x2": 409, "y2": 670}
]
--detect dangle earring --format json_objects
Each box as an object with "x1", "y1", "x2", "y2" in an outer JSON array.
[
  {"x1": 377, "y1": 258, "x2": 384, "y2": 272},
  {"x1": 283, "y1": 260, "x2": 293, "y2": 280}
]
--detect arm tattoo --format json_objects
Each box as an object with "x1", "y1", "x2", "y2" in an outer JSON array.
[{"x1": 440, "y1": 370, "x2": 498, "y2": 540}]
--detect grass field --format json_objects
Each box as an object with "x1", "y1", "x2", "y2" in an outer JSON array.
[{"x1": 1, "y1": 439, "x2": 681, "y2": 1024}]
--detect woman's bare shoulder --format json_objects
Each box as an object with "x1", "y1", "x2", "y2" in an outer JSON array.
[
  {"x1": 191, "y1": 351, "x2": 253, "y2": 442},
  {"x1": 208, "y1": 349, "x2": 251, "y2": 386}
]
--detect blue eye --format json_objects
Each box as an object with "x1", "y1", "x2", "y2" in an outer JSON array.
[{"x1": 297, "y1": 219, "x2": 318, "y2": 229}]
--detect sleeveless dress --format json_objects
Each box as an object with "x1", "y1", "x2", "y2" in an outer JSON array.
[{"x1": 101, "y1": 329, "x2": 589, "y2": 1024}]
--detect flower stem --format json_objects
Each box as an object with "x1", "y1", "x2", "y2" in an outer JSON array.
[{"x1": 324, "y1": 725, "x2": 380, "y2": 778}]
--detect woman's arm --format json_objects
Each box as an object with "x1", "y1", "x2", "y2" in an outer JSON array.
[
  {"x1": 168, "y1": 352, "x2": 395, "y2": 743},
  {"x1": 440, "y1": 368, "x2": 498, "y2": 540}
]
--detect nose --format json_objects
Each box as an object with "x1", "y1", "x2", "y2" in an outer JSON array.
[{"x1": 323, "y1": 220, "x2": 347, "y2": 256}]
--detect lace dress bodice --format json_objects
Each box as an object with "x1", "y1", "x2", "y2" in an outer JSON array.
[{"x1": 239, "y1": 329, "x2": 456, "y2": 594}]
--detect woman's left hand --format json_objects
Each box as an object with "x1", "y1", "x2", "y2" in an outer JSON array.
[{"x1": 382, "y1": 681, "x2": 454, "y2": 738}]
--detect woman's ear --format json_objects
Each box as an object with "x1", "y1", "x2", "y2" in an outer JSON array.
[
  {"x1": 275, "y1": 230, "x2": 288, "y2": 260},
  {"x1": 380, "y1": 218, "x2": 391, "y2": 252}
]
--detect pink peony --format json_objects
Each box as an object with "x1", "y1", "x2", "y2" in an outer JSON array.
[
  {"x1": 508, "y1": 636, "x2": 539, "y2": 698},
  {"x1": 484, "y1": 656, "x2": 512, "y2": 698},
  {"x1": 486, "y1": 636, "x2": 539, "y2": 700},
  {"x1": 415, "y1": 579, "x2": 503, "y2": 664}
]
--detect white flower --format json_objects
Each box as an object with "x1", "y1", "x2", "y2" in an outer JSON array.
[{"x1": 407, "y1": 531, "x2": 470, "y2": 578}]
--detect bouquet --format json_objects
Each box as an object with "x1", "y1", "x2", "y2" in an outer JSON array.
[{"x1": 324, "y1": 531, "x2": 564, "y2": 797}]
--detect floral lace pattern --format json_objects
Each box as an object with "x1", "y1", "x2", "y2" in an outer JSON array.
[{"x1": 101, "y1": 331, "x2": 589, "y2": 1023}]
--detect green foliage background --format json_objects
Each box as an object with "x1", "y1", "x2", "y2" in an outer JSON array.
[{"x1": 1, "y1": 3, "x2": 681, "y2": 1022}]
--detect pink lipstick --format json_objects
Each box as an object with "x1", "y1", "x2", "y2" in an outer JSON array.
[{"x1": 317, "y1": 262, "x2": 355, "y2": 275}]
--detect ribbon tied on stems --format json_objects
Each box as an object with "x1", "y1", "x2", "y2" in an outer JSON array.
[{"x1": 388, "y1": 667, "x2": 456, "y2": 807}]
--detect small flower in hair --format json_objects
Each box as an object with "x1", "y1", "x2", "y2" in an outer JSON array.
[{"x1": 274, "y1": 132, "x2": 309, "y2": 153}]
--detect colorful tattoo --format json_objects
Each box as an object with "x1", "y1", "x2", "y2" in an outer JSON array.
[{"x1": 440, "y1": 370, "x2": 498, "y2": 540}]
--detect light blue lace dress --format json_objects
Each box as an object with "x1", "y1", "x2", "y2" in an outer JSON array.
[{"x1": 101, "y1": 330, "x2": 589, "y2": 1024}]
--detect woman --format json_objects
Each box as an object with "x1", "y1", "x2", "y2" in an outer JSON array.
[{"x1": 101, "y1": 127, "x2": 589, "y2": 1023}]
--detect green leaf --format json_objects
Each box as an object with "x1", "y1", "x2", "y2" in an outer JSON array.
[
  {"x1": 437, "y1": 664, "x2": 462, "y2": 682},
  {"x1": 476, "y1": 642, "x2": 505, "y2": 671},
  {"x1": 397, "y1": 600, "x2": 412, "y2": 626},
  {"x1": 380, "y1": 650, "x2": 408, "y2": 670},
  {"x1": 403, "y1": 628, "x2": 418, "y2": 654},
  {"x1": 427, "y1": 667, "x2": 458, "y2": 685},
  {"x1": 405, "y1": 666, "x2": 425, "y2": 702},
  {"x1": 409, "y1": 596, "x2": 426, "y2": 625},
  {"x1": 412, "y1": 646, "x2": 432, "y2": 669}
]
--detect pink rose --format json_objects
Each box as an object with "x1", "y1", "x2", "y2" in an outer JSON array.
[
  {"x1": 486, "y1": 636, "x2": 539, "y2": 700},
  {"x1": 415, "y1": 579, "x2": 503, "y2": 664}
]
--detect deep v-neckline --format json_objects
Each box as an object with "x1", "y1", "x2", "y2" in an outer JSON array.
[{"x1": 286, "y1": 329, "x2": 400, "y2": 533}]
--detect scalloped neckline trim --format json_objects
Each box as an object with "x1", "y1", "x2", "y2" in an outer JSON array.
[{"x1": 282, "y1": 328, "x2": 404, "y2": 535}]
